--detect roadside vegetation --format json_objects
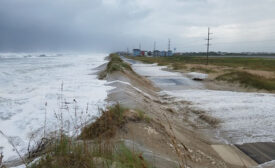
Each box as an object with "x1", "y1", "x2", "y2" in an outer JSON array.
[
  {"x1": 99, "y1": 54, "x2": 133, "y2": 79},
  {"x1": 127, "y1": 55, "x2": 275, "y2": 72},
  {"x1": 127, "y1": 55, "x2": 275, "y2": 91},
  {"x1": 216, "y1": 71, "x2": 275, "y2": 91}
]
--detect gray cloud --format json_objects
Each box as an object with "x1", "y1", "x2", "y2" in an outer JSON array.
[{"x1": 0, "y1": 0, "x2": 275, "y2": 52}]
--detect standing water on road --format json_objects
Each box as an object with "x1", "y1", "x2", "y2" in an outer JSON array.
[{"x1": 0, "y1": 53, "x2": 111, "y2": 161}]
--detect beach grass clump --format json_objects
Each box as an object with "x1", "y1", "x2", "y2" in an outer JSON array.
[
  {"x1": 136, "y1": 109, "x2": 151, "y2": 123},
  {"x1": 79, "y1": 104, "x2": 128, "y2": 140},
  {"x1": 99, "y1": 54, "x2": 133, "y2": 79},
  {"x1": 216, "y1": 71, "x2": 275, "y2": 91},
  {"x1": 29, "y1": 138, "x2": 152, "y2": 168},
  {"x1": 29, "y1": 103, "x2": 153, "y2": 168}
]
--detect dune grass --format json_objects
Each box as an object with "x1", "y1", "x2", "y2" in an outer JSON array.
[
  {"x1": 99, "y1": 54, "x2": 133, "y2": 79},
  {"x1": 29, "y1": 104, "x2": 153, "y2": 168},
  {"x1": 216, "y1": 71, "x2": 275, "y2": 91},
  {"x1": 29, "y1": 137, "x2": 152, "y2": 168},
  {"x1": 79, "y1": 104, "x2": 127, "y2": 140}
]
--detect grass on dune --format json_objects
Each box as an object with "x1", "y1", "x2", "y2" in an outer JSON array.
[
  {"x1": 216, "y1": 71, "x2": 275, "y2": 91},
  {"x1": 79, "y1": 104, "x2": 127, "y2": 140},
  {"x1": 29, "y1": 137, "x2": 152, "y2": 168},
  {"x1": 99, "y1": 54, "x2": 133, "y2": 79},
  {"x1": 29, "y1": 104, "x2": 153, "y2": 168},
  {"x1": 79, "y1": 104, "x2": 151, "y2": 140}
]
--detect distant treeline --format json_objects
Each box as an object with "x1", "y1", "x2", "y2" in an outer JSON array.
[{"x1": 174, "y1": 52, "x2": 275, "y2": 56}]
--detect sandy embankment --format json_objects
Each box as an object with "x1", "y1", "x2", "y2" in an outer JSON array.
[{"x1": 99, "y1": 58, "x2": 257, "y2": 168}]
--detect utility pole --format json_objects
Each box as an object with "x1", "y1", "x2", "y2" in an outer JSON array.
[
  {"x1": 168, "y1": 38, "x2": 171, "y2": 51},
  {"x1": 153, "y1": 41, "x2": 156, "y2": 56},
  {"x1": 139, "y1": 43, "x2": 141, "y2": 50},
  {"x1": 206, "y1": 27, "x2": 212, "y2": 65}
]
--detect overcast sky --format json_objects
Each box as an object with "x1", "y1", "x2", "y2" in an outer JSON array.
[{"x1": 0, "y1": 0, "x2": 275, "y2": 53}]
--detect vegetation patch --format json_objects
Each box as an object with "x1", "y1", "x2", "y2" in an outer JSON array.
[
  {"x1": 99, "y1": 54, "x2": 133, "y2": 79},
  {"x1": 216, "y1": 71, "x2": 275, "y2": 91},
  {"x1": 190, "y1": 67, "x2": 216, "y2": 73},
  {"x1": 172, "y1": 63, "x2": 187, "y2": 70},
  {"x1": 79, "y1": 104, "x2": 128, "y2": 140},
  {"x1": 29, "y1": 138, "x2": 152, "y2": 168},
  {"x1": 136, "y1": 109, "x2": 151, "y2": 123},
  {"x1": 28, "y1": 104, "x2": 153, "y2": 168},
  {"x1": 127, "y1": 56, "x2": 275, "y2": 72}
]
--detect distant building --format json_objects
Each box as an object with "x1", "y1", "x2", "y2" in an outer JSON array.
[
  {"x1": 153, "y1": 50, "x2": 160, "y2": 57},
  {"x1": 133, "y1": 49, "x2": 141, "y2": 56},
  {"x1": 167, "y1": 50, "x2": 173, "y2": 56},
  {"x1": 141, "y1": 51, "x2": 145, "y2": 56},
  {"x1": 144, "y1": 51, "x2": 149, "y2": 56},
  {"x1": 160, "y1": 51, "x2": 167, "y2": 57}
]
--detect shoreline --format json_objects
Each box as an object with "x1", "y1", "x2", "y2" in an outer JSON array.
[{"x1": 3, "y1": 53, "x2": 274, "y2": 168}]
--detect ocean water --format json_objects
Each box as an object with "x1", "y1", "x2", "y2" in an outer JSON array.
[{"x1": 0, "y1": 53, "x2": 112, "y2": 161}]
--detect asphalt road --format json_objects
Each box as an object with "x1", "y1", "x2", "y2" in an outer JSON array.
[{"x1": 236, "y1": 142, "x2": 275, "y2": 164}]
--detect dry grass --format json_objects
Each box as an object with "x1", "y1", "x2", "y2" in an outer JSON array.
[
  {"x1": 136, "y1": 109, "x2": 151, "y2": 123},
  {"x1": 163, "y1": 114, "x2": 190, "y2": 168},
  {"x1": 79, "y1": 104, "x2": 152, "y2": 140},
  {"x1": 127, "y1": 56, "x2": 275, "y2": 72},
  {"x1": 190, "y1": 67, "x2": 216, "y2": 73},
  {"x1": 26, "y1": 102, "x2": 153, "y2": 168},
  {"x1": 79, "y1": 104, "x2": 128, "y2": 140},
  {"x1": 28, "y1": 103, "x2": 153, "y2": 168},
  {"x1": 29, "y1": 137, "x2": 152, "y2": 168},
  {"x1": 99, "y1": 54, "x2": 133, "y2": 79},
  {"x1": 172, "y1": 63, "x2": 187, "y2": 70},
  {"x1": 216, "y1": 71, "x2": 275, "y2": 91}
]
